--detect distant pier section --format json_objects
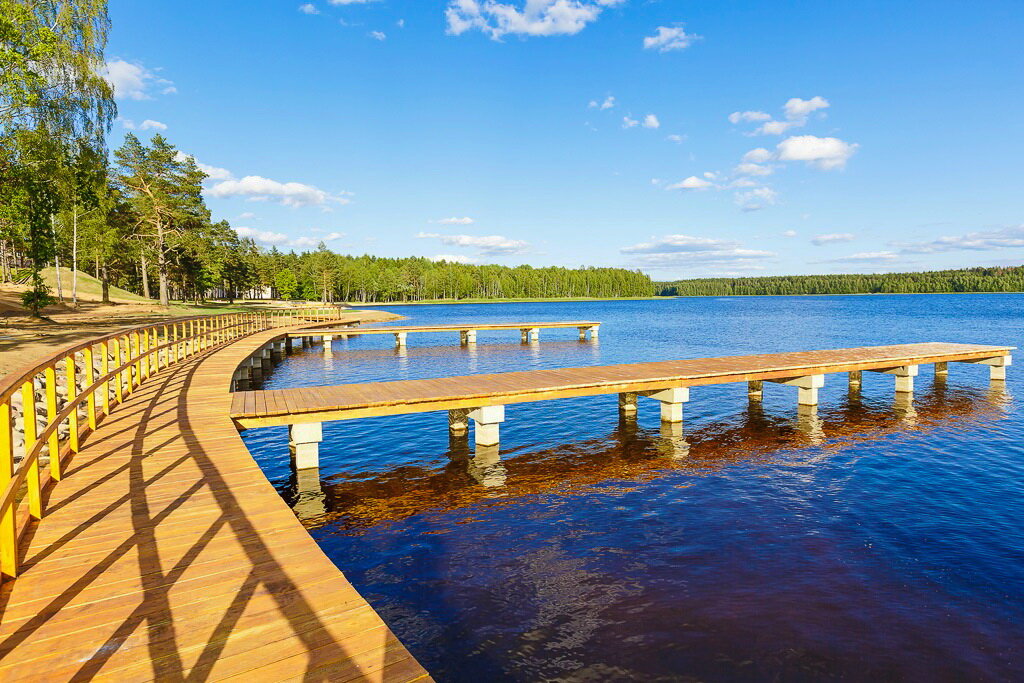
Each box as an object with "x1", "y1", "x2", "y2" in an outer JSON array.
[{"x1": 289, "y1": 320, "x2": 601, "y2": 349}]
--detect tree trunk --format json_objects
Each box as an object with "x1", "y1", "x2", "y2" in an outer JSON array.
[
  {"x1": 157, "y1": 222, "x2": 170, "y2": 307},
  {"x1": 71, "y1": 207, "x2": 78, "y2": 307},
  {"x1": 140, "y1": 250, "x2": 151, "y2": 299},
  {"x1": 101, "y1": 264, "x2": 111, "y2": 303},
  {"x1": 52, "y1": 215, "x2": 64, "y2": 302}
]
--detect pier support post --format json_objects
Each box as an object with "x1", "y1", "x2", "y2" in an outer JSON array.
[
  {"x1": 659, "y1": 421, "x2": 690, "y2": 460},
  {"x1": 469, "y1": 405, "x2": 504, "y2": 447},
  {"x1": 232, "y1": 368, "x2": 250, "y2": 391},
  {"x1": 460, "y1": 330, "x2": 477, "y2": 346},
  {"x1": 747, "y1": 380, "x2": 763, "y2": 401},
  {"x1": 618, "y1": 392, "x2": 638, "y2": 416},
  {"x1": 467, "y1": 444, "x2": 506, "y2": 488},
  {"x1": 289, "y1": 422, "x2": 323, "y2": 470},
  {"x1": 869, "y1": 365, "x2": 919, "y2": 393},
  {"x1": 395, "y1": 332, "x2": 408, "y2": 348},
  {"x1": 260, "y1": 347, "x2": 273, "y2": 372},
  {"x1": 448, "y1": 408, "x2": 470, "y2": 434},
  {"x1": 848, "y1": 370, "x2": 862, "y2": 391},
  {"x1": 292, "y1": 467, "x2": 326, "y2": 521},
  {"x1": 590, "y1": 325, "x2": 599, "y2": 340},
  {"x1": 520, "y1": 327, "x2": 539, "y2": 343},
  {"x1": 248, "y1": 356, "x2": 263, "y2": 381},
  {"x1": 641, "y1": 387, "x2": 690, "y2": 423},
  {"x1": 285, "y1": 337, "x2": 293, "y2": 354},
  {"x1": 578, "y1": 327, "x2": 588, "y2": 341},
  {"x1": 934, "y1": 362, "x2": 948, "y2": 378},
  {"x1": 768, "y1": 374, "x2": 824, "y2": 406},
  {"x1": 322, "y1": 335, "x2": 334, "y2": 353},
  {"x1": 960, "y1": 355, "x2": 1012, "y2": 380}
]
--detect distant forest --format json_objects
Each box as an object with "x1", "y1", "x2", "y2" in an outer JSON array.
[{"x1": 657, "y1": 266, "x2": 1024, "y2": 297}]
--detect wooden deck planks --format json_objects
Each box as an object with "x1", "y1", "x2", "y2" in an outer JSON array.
[
  {"x1": 0, "y1": 324, "x2": 431, "y2": 682},
  {"x1": 233, "y1": 342, "x2": 1013, "y2": 427},
  {"x1": 290, "y1": 321, "x2": 599, "y2": 336}
]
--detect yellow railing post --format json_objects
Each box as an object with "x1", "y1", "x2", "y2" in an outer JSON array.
[
  {"x1": 113, "y1": 338, "x2": 124, "y2": 405},
  {"x1": 99, "y1": 340, "x2": 110, "y2": 416},
  {"x1": 21, "y1": 380, "x2": 41, "y2": 519},
  {"x1": 0, "y1": 397, "x2": 16, "y2": 577},
  {"x1": 83, "y1": 346, "x2": 97, "y2": 431},
  {"x1": 44, "y1": 366, "x2": 60, "y2": 481},
  {"x1": 65, "y1": 356, "x2": 79, "y2": 456},
  {"x1": 141, "y1": 329, "x2": 151, "y2": 381}
]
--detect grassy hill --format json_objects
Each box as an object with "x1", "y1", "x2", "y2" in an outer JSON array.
[{"x1": 38, "y1": 267, "x2": 149, "y2": 303}]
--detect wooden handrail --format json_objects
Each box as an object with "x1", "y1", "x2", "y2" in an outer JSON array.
[{"x1": 0, "y1": 304, "x2": 347, "y2": 579}]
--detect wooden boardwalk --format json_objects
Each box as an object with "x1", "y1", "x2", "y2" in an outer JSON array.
[
  {"x1": 232, "y1": 342, "x2": 1013, "y2": 427},
  {"x1": 290, "y1": 321, "x2": 601, "y2": 347},
  {"x1": 0, "y1": 325, "x2": 430, "y2": 682}
]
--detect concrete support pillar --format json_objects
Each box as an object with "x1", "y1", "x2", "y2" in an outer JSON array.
[
  {"x1": 641, "y1": 387, "x2": 690, "y2": 423},
  {"x1": 578, "y1": 327, "x2": 588, "y2": 341},
  {"x1": 618, "y1": 392, "x2": 638, "y2": 416},
  {"x1": 322, "y1": 335, "x2": 334, "y2": 353},
  {"x1": 288, "y1": 422, "x2": 323, "y2": 470},
  {"x1": 460, "y1": 330, "x2": 477, "y2": 346},
  {"x1": 869, "y1": 365, "x2": 919, "y2": 393},
  {"x1": 260, "y1": 347, "x2": 273, "y2": 372},
  {"x1": 469, "y1": 405, "x2": 504, "y2": 447},
  {"x1": 747, "y1": 380, "x2": 763, "y2": 401},
  {"x1": 934, "y1": 362, "x2": 948, "y2": 378},
  {"x1": 285, "y1": 337, "x2": 294, "y2": 354},
  {"x1": 768, "y1": 374, "x2": 825, "y2": 406},
  {"x1": 589, "y1": 325, "x2": 599, "y2": 340},
  {"x1": 963, "y1": 355, "x2": 1012, "y2": 380},
  {"x1": 232, "y1": 368, "x2": 250, "y2": 391},
  {"x1": 448, "y1": 408, "x2": 470, "y2": 434},
  {"x1": 395, "y1": 332, "x2": 408, "y2": 348},
  {"x1": 248, "y1": 356, "x2": 263, "y2": 381},
  {"x1": 849, "y1": 370, "x2": 862, "y2": 390}
]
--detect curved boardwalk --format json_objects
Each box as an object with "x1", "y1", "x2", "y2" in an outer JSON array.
[{"x1": 0, "y1": 326, "x2": 430, "y2": 682}]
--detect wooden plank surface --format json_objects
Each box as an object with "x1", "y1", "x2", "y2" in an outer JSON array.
[
  {"x1": 0, "y1": 324, "x2": 431, "y2": 682},
  {"x1": 233, "y1": 342, "x2": 1013, "y2": 427}
]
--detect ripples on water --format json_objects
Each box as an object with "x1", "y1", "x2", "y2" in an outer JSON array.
[{"x1": 241, "y1": 295, "x2": 1024, "y2": 681}]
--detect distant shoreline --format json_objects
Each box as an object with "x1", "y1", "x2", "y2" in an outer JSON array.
[{"x1": 347, "y1": 296, "x2": 663, "y2": 306}]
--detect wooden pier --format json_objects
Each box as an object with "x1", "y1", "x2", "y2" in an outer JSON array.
[
  {"x1": 231, "y1": 342, "x2": 1012, "y2": 459},
  {"x1": 289, "y1": 320, "x2": 601, "y2": 349},
  {"x1": 0, "y1": 312, "x2": 430, "y2": 682}
]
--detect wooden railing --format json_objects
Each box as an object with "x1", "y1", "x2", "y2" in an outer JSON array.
[{"x1": 0, "y1": 306, "x2": 348, "y2": 580}]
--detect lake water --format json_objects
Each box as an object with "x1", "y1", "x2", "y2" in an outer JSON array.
[{"x1": 241, "y1": 295, "x2": 1024, "y2": 681}]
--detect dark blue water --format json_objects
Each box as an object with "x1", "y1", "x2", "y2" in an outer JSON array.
[{"x1": 242, "y1": 295, "x2": 1024, "y2": 681}]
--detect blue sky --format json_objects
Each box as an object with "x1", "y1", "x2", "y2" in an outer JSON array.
[{"x1": 105, "y1": 0, "x2": 1024, "y2": 279}]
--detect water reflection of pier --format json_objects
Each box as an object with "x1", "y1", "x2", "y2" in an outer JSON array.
[{"x1": 289, "y1": 382, "x2": 1009, "y2": 526}]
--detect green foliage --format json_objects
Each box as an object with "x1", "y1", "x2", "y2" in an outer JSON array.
[
  {"x1": 274, "y1": 269, "x2": 299, "y2": 300},
  {"x1": 657, "y1": 267, "x2": 1024, "y2": 296},
  {"x1": 20, "y1": 277, "x2": 55, "y2": 315}
]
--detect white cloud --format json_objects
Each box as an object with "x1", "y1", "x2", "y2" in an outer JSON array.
[
  {"x1": 589, "y1": 95, "x2": 615, "y2": 110},
  {"x1": 432, "y1": 254, "x2": 480, "y2": 264},
  {"x1": 621, "y1": 234, "x2": 774, "y2": 269},
  {"x1": 666, "y1": 175, "x2": 713, "y2": 190},
  {"x1": 776, "y1": 135, "x2": 858, "y2": 170},
  {"x1": 782, "y1": 230, "x2": 797, "y2": 237},
  {"x1": 734, "y1": 162, "x2": 772, "y2": 176},
  {"x1": 820, "y1": 251, "x2": 900, "y2": 264},
  {"x1": 174, "y1": 152, "x2": 234, "y2": 181},
  {"x1": 894, "y1": 225, "x2": 1024, "y2": 254},
  {"x1": 728, "y1": 110, "x2": 771, "y2": 124},
  {"x1": 754, "y1": 119, "x2": 800, "y2": 136},
  {"x1": 742, "y1": 147, "x2": 772, "y2": 163},
  {"x1": 784, "y1": 96, "x2": 830, "y2": 120},
  {"x1": 642, "y1": 114, "x2": 660, "y2": 129},
  {"x1": 735, "y1": 187, "x2": 778, "y2": 211},
  {"x1": 622, "y1": 115, "x2": 639, "y2": 128},
  {"x1": 733, "y1": 95, "x2": 830, "y2": 136},
  {"x1": 432, "y1": 216, "x2": 475, "y2": 225},
  {"x1": 138, "y1": 119, "x2": 167, "y2": 131},
  {"x1": 666, "y1": 134, "x2": 686, "y2": 143},
  {"x1": 643, "y1": 25, "x2": 700, "y2": 52},
  {"x1": 811, "y1": 232, "x2": 855, "y2": 246},
  {"x1": 103, "y1": 59, "x2": 176, "y2": 101},
  {"x1": 298, "y1": 3, "x2": 320, "y2": 13},
  {"x1": 370, "y1": 30, "x2": 387, "y2": 40},
  {"x1": 237, "y1": 227, "x2": 343, "y2": 248},
  {"x1": 209, "y1": 175, "x2": 350, "y2": 208},
  {"x1": 238, "y1": 212, "x2": 257, "y2": 220},
  {"x1": 417, "y1": 232, "x2": 529, "y2": 255},
  {"x1": 397, "y1": 19, "x2": 406, "y2": 28},
  {"x1": 446, "y1": 0, "x2": 624, "y2": 40}
]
